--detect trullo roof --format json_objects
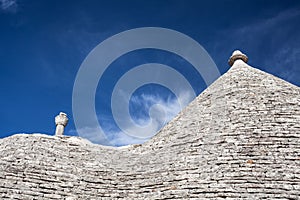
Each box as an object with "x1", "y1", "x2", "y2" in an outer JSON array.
[{"x1": 0, "y1": 51, "x2": 299, "y2": 199}]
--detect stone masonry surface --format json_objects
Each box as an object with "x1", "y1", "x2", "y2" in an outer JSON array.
[{"x1": 0, "y1": 54, "x2": 299, "y2": 199}]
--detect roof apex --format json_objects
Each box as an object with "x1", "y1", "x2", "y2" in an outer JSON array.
[{"x1": 228, "y1": 50, "x2": 248, "y2": 66}]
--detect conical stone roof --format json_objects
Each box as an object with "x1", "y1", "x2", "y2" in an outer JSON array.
[{"x1": 0, "y1": 51, "x2": 299, "y2": 199}]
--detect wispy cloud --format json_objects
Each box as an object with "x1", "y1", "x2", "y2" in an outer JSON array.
[
  {"x1": 233, "y1": 8, "x2": 300, "y2": 36},
  {"x1": 270, "y1": 47, "x2": 300, "y2": 84},
  {"x1": 69, "y1": 90, "x2": 194, "y2": 146},
  {"x1": 0, "y1": 0, "x2": 17, "y2": 13},
  {"x1": 217, "y1": 7, "x2": 300, "y2": 54}
]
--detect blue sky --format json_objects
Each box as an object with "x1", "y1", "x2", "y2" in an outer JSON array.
[{"x1": 1, "y1": 0, "x2": 299, "y2": 146}]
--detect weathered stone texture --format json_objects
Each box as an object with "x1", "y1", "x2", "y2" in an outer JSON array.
[{"x1": 0, "y1": 58, "x2": 299, "y2": 199}]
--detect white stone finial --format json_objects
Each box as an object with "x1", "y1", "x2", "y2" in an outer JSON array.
[
  {"x1": 228, "y1": 50, "x2": 248, "y2": 66},
  {"x1": 55, "y1": 112, "x2": 68, "y2": 136}
]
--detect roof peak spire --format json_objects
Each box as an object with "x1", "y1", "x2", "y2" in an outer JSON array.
[{"x1": 228, "y1": 50, "x2": 248, "y2": 66}]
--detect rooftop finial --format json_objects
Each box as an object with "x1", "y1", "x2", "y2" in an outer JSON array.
[
  {"x1": 55, "y1": 112, "x2": 68, "y2": 136},
  {"x1": 228, "y1": 50, "x2": 248, "y2": 66}
]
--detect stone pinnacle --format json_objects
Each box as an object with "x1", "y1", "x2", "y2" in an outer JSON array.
[
  {"x1": 228, "y1": 50, "x2": 248, "y2": 66},
  {"x1": 55, "y1": 112, "x2": 68, "y2": 136}
]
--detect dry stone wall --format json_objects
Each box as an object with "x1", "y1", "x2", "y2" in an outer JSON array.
[{"x1": 0, "y1": 58, "x2": 300, "y2": 199}]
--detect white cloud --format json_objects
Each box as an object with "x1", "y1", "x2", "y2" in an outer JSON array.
[
  {"x1": 69, "y1": 90, "x2": 195, "y2": 146},
  {"x1": 108, "y1": 131, "x2": 148, "y2": 147},
  {"x1": 0, "y1": 0, "x2": 17, "y2": 13},
  {"x1": 68, "y1": 125, "x2": 147, "y2": 147},
  {"x1": 130, "y1": 90, "x2": 193, "y2": 125}
]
